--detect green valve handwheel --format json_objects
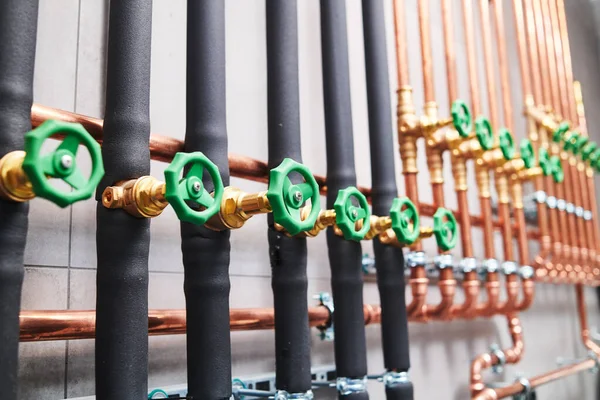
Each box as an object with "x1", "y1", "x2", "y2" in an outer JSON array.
[
  {"x1": 164, "y1": 152, "x2": 224, "y2": 225},
  {"x1": 581, "y1": 142, "x2": 598, "y2": 161},
  {"x1": 538, "y1": 148, "x2": 552, "y2": 176},
  {"x1": 390, "y1": 197, "x2": 420, "y2": 245},
  {"x1": 550, "y1": 156, "x2": 564, "y2": 183},
  {"x1": 451, "y1": 99, "x2": 472, "y2": 138},
  {"x1": 562, "y1": 131, "x2": 580, "y2": 153},
  {"x1": 498, "y1": 128, "x2": 515, "y2": 161},
  {"x1": 333, "y1": 186, "x2": 371, "y2": 241},
  {"x1": 22, "y1": 120, "x2": 104, "y2": 208},
  {"x1": 552, "y1": 121, "x2": 570, "y2": 143},
  {"x1": 267, "y1": 158, "x2": 320, "y2": 236},
  {"x1": 589, "y1": 149, "x2": 600, "y2": 166},
  {"x1": 475, "y1": 116, "x2": 494, "y2": 151},
  {"x1": 433, "y1": 208, "x2": 458, "y2": 251},
  {"x1": 573, "y1": 135, "x2": 589, "y2": 155},
  {"x1": 520, "y1": 138, "x2": 535, "y2": 169}
]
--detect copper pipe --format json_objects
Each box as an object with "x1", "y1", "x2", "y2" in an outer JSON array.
[
  {"x1": 532, "y1": 0, "x2": 551, "y2": 109},
  {"x1": 473, "y1": 358, "x2": 597, "y2": 399},
  {"x1": 492, "y1": 0, "x2": 513, "y2": 132},
  {"x1": 406, "y1": 266, "x2": 428, "y2": 320},
  {"x1": 540, "y1": 0, "x2": 561, "y2": 116},
  {"x1": 470, "y1": 314, "x2": 524, "y2": 396},
  {"x1": 549, "y1": 0, "x2": 569, "y2": 119},
  {"x1": 475, "y1": 270, "x2": 501, "y2": 317},
  {"x1": 576, "y1": 284, "x2": 600, "y2": 354},
  {"x1": 457, "y1": 190, "x2": 474, "y2": 258},
  {"x1": 479, "y1": 0, "x2": 500, "y2": 131},
  {"x1": 557, "y1": 0, "x2": 577, "y2": 123},
  {"x1": 480, "y1": 196, "x2": 496, "y2": 259},
  {"x1": 442, "y1": 0, "x2": 457, "y2": 103},
  {"x1": 498, "y1": 201, "x2": 514, "y2": 262},
  {"x1": 393, "y1": 0, "x2": 410, "y2": 88},
  {"x1": 20, "y1": 306, "x2": 367, "y2": 342},
  {"x1": 418, "y1": 0, "x2": 435, "y2": 103},
  {"x1": 513, "y1": 0, "x2": 552, "y2": 273},
  {"x1": 462, "y1": 0, "x2": 482, "y2": 116}
]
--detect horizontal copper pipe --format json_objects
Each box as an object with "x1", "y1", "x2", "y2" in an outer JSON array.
[
  {"x1": 31, "y1": 104, "x2": 541, "y2": 240},
  {"x1": 20, "y1": 306, "x2": 382, "y2": 342}
]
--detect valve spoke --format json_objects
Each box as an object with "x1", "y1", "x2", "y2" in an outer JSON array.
[
  {"x1": 63, "y1": 168, "x2": 86, "y2": 190},
  {"x1": 56, "y1": 134, "x2": 81, "y2": 156}
]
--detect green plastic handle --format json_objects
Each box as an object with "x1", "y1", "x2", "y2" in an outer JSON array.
[
  {"x1": 520, "y1": 138, "x2": 535, "y2": 169},
  {"x1": 552, "y1": 122, "x2": 570, "y2": 143},
  {"x1": 538, "y1": 148, "x2": 552, "y2": 176},
  {"x1": 267, "y1": 158, "x2": 321, "y2": 236},
  {"x1": 390, "y1": 197, "x2": 420, "y2": 245},
  {"x1": 573, "y1": 134, "x2": 589, "y2": 155},
  {"x1": 22, "y1": 120, "x2": 104, "y2": 208},
  {"x1": 589, "y1": 149, "x2": 600, "y2": 167},
  {"x1": 475, "y1": 116, "x2": 494, "y2": 151},
  {"x1": 164, "y1": 152, "x2": 224, "y2": 225},
  {"x1": 550, "y1": 156, "x2": 564, "y2": 183},
  {"x1": 581, "y1": 142, "x2": 598, "y2": 161},
  {"x1": 498, "y1": 128, "x2": 515, "y2": 161},
  {"x1": 595, "y1": 157, "x2": 600, "y2": 174},
  {"x1": 333, "y1": 187, "x2": 371, "y2": 241},
  {"x1": 451, "y1": 99, "x2": 473, "y2": 138},
  {"x1": 433, "y1": 208, "x2": 458, "y2": 251},
  {"x1": 562, "y1": 131, "x2": 579, "y2": 153}
]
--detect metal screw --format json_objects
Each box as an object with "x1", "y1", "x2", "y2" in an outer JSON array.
[
  {"x1": 60, "y1": 154, "x2": 73, "y2": 169},
  {"x1": 351, "y1": 209, "x2": 358, "y2": 219},
  {"x1": 294, "y1": 191, "x2": 303, "y2": 203},
  {"x1": 192, "y1": 181, "x2": 202, "y2": 193}
]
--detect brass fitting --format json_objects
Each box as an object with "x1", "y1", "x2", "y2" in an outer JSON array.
[
  {"x1": 451, "y1": 155, "x2": 468, "y2": 192},
  {"x1": 102, "y1": 176, "x2": 168, "y2": 218},
  {"x1": 477, "y1": 147, "x2": 508, "y2": 170},
  {"x1": 510, "y1": 179, "x2": 524, "y2": 210},
  {"x1": 364, "y1": 215, "x2": 393, "y2": 240},
  {"x1": 207, "y1": 187, "x2": 270, "y2": 230},
  {"x1": 475, "y1": 164, "x2": 491, "y2": 198},
  {"x1": 0, "y1": 151, "x2": 35, "y2": 202},
  {"x1": 380, "y1": 225, "x2": 433, "y2": 247},
  {"x1": 452, "y1": 137, "x2": 484, "y2": 160},
  {"x1": 495, "y1": 173, "x2": 510, "y2": 205},
  {"x1": 295, "y1": 208, "x2": 337, "y2": 238}
]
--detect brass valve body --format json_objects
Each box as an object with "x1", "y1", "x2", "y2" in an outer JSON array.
[
  {"x1": 379, "y1": 226, "x2": 433, "y2": 247},
  {"x1": 451, "y1": 156, "x2": 468, "y2": 192},
  {"x1": 207, "y1": 186, "x2": 271, "y2": 230},
  {"x1": 452, "y1": 138, "x2": 484, "y2": 160},
  {"x1": 102, "y1": 176, "x2": 168, "y2": 218},
  {"x1": 0, "y1": 151, "x2": 34, "y2": 202},
  {"x1": 364, "y1": 215, "x2": 392, "y2": 240}
]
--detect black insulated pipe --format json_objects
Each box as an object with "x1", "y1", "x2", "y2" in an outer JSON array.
[
  {"x1": 361, "y1": 1, "x2": 413, "y2": 399},
  {"x1": 183, "y1": 2, "x2": 232, "y2": 400},
  {"x1": 95, "y1": 1, "x2": 152, "y2": 398},
  {"x1": 266, "y1": 0, "x2": 312, "y2": 395},
  {"x1": 320, "y1": 1, "x2": 369, "y2": 399},
  {"x1": 0, "y1": 1, "x2": 38, "y2": 398}
]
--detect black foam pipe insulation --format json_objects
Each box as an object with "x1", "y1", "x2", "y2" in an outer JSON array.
[
  {"x1": 320, "y1": 0, "x2": 369, "y2": 399},
  {"x1": 95, "y1": 0, "x2": 152, "y2": 398},
  {"x1": 0, "y1": 1, "x2": 38, "y2": 398},
  {"x1": 362, "y1": 1, "x2": 413, "y2": 398},
  {"x1": 182, "y1": 2, "x2": 232, "y2": 400},
  {"x1": 266, "y1": 0, "x2": 313, "y2": 395}
]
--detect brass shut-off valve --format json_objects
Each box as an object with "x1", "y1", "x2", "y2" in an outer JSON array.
[
  {"x1": 0, "y1": 120, "x2": 104, "y2": 207},
  {"x1": 103, "y1": 152, "x2": 224, "y2": 226},
  {"x1": 364, "y1": 196, "x2": 458, "y2": 252},
  {"x1": 280, "y1": 186, "x2": 371, "y2": 241}
]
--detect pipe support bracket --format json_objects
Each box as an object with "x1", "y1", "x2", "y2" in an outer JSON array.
[{"x1": 336, "y1": 376, "x2": 368, "y2": 395}]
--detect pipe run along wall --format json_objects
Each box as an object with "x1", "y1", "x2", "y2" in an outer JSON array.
[
  {"x1": 0, "y1": 1, "x2": 39, "y2": 399},
  {"x1": 266, "y1": 0, "x2": 313, "y2": 395},
  {"x1": 361, "y1": 0, "x2": 413, "y2": 399},
  {"x1": 94, "y1": 1, "x2": 152, "y2": 398},
  {"x1": 182, "y1": 2, "x2": 232, "y2": 400},
  {"x1": 320, "y1": 0, "x2": 369, "y2": 399}
]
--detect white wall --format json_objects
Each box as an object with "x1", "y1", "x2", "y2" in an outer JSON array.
[{"x1": 18, "y1": 0, "x2": 600, "y2": 399}]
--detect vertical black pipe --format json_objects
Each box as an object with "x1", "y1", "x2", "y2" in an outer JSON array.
[
  {"x1": 183, "y1": 2, "x2": 232, "y2": 400},
  {"x1": 320, "y1": 1, "x2": 369, "y2": 399},
  {"x1": 95, "y1": 1, "x2": 152, "y2": 398},
  {"x1": 0, "y1": 1, "x2": 38, "y2": 398},
  {"x1": 362, "y1": 1, "x2": 413, "y2": 399},
  {"x1": 266, "y1": 0, "x2": 312, "y2": 395}
]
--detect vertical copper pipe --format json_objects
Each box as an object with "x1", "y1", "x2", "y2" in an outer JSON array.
[
  {"x1": 576, "y1": 284, "x2": 600, "y2": 354},
  {"x1": 514, "y1": 0, "x2": 552, "y2": 273},
  {"x1": 492, "y1": 0, "x2": 513, "y2": 133},
  {"x1": 556, "y1": 0, "x2": 577, "y2": 122},
  {"x1": 462, "y1": 0, "x2": 482, "y2": 116},
  {"x1": 532, "y1": 0, "x2": 551, "y2": 109},
  {"x1": 479, "y1": 0, "x2": 500, "y2": 131},
  {"x1": 442, "y1": 0, "x2": 457, "y2": 103},
  {"x1": 393, "y1": 0, "x2": 410, "y2": 88},
  {"x1": 540, "y1": 0, "x2": 561, "y2": 116},
  {"x1": 480, "y1": 196, "x2": 496, "y2": 260},
  {"x1": 418, "y1": 0, "x2": 435, "y2": 103}
]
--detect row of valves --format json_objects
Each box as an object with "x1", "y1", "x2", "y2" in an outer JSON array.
[{"x1": 1, "y1": 97, "x2": 595, "y2": 250}]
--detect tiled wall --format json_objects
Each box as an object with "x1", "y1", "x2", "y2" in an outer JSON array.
[{"x1": 18, "y1": 1, "x2": 600, "y2": 399}]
